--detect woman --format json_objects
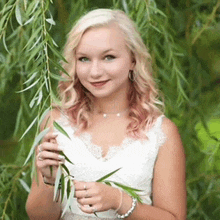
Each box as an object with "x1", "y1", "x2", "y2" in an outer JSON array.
[{"x1": 26, "y1": 9, "x2": 186, "y2": 220}]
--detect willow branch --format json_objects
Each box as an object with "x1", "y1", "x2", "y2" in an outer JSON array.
[
  {"x1": 191, "y1": 1, "x2": 220, "y2": 45},
  {"x1": 1, "y1": 164, "x2": 30, "y2": 219}
]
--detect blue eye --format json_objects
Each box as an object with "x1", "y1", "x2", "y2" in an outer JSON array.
[
  {"x1": 79, "y1": 57, "x2": 89, "y2": 62},
  {"x1": 105, "y1": 55, "x2": 115, "y2": 61}
]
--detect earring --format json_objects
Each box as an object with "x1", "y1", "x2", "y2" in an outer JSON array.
[{"x1": 128, "y1": 70, "x2": 135, "y2": 82}]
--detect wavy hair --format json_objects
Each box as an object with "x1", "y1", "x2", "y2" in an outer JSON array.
[{"x1": 58, "y1": 9, "x2": 164, "y2": 138}]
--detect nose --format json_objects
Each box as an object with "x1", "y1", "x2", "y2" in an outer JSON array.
[{"x1": 89, "y1": 60, "x2": 102, "y2": 79}]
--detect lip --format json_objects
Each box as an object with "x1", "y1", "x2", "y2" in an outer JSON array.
[{"x1": 90, "y1": 80, "x2": 109, "y2": 88}]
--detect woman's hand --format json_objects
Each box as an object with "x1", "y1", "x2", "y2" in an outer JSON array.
[
  {"x1": 36, "y1": 132, "x2": 64, "y2": 184},
  {"x1": 74, "y1": 181, "x2": 121, "y2": 214}
]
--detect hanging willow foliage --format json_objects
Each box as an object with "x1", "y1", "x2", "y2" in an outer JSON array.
[{"x1": 0, "y1": 0, "x2": 220, "y2": 219}]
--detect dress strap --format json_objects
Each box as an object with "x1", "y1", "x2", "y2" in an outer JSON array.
[
  {"x1": 154, "y1": 115, "x2": 166, "y2": 148},
  {"x1": 154, "y1": 115, "x2": 165, "y2": 129}
]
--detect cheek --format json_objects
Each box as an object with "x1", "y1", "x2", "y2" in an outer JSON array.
[
  {"x1": 108, "y1": 60, "x2": 130, "y2": 76},
  {"x1": 76, "y1": 64, "x2": 88, "y2": 80}
]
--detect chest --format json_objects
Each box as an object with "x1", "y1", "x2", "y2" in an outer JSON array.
[{"x1": 86, "y1": 116, "x2": 130, "y2": 157}]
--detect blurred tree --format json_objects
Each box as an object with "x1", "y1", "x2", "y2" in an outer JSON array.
[{"x1": 0, "y1": 0, "x2": 220, "y2": 219}]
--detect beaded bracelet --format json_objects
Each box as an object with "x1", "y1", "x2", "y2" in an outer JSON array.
[{"x1": 116, "y1": 197, "x2": 137, "y2": 219}]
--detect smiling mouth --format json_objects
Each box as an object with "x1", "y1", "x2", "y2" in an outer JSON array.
[{"x1": 91, "y1": 80, "x2": 109, "y2": 87}]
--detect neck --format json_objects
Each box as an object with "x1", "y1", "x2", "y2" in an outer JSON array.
[{"x1": 93, "y1": 95, "x2": 129, "y2": 115}]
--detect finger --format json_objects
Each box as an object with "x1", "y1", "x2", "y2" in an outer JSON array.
[
  {"x1": 77, "y1": 197, "x2": 95, "y2": 206},
  {"x1": 74, "y1": 181, "x2": 92, "y2": 191},
  {"x1": 79, "y1": 205, "x2": 98, "y2": 214},
  {"x1": 37, "y1": 159, "x2": 61, "y2": 168},
  {"x1": 75, "y1": 189, "x2": 93, "y2": 199},
  {"x1": 43, "y1": 132, "x2": 58, "y2": 142},
  {"x1": 37, "y1": 151, "x2": 65, "y2": 162},
  {"x1": 40, "y1": 142, "x2": 64, "y2": 152}
]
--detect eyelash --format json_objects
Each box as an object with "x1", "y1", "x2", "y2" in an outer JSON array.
[
  {"x1": 104, "y1": 55, "x2": 116, "y2": 60},
  {"x1": 78, "y1": 55, "x2": 116, "y2": 62},
  {"x1": 78, "y1": 57, "x2": 89, "y2": 62}
]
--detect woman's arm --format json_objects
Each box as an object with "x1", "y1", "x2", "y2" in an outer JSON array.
[
  {"x1": 26, "y1": 110, "x2": 63, "y2": 220},
  {"x1": 26, "y1": 170, "x2": 62, "y2": 220},
  {"x1": 117, "y1": 117, "x2": 187, "y2": 219}
]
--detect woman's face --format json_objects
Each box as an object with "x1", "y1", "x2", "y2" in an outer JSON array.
[{"x1": 75, "y1": 24, "x2": 135, "y2": 100}]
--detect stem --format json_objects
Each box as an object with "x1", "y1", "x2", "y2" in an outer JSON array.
[
  {"x1": 191, "y1": 1, "x2": 220, "y2": 45},
  {"x1": 1, "y1": 164, "x2": 30, "y2": 219},
  {"x1": 41, "y1": 0, "x2": 53, "y2": 114},
  {"x1": 0, "y1": 0, "x2": 18, "y2": 39}
]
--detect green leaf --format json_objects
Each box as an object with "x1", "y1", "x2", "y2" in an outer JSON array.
[
  {"x1": 28, "y1": 36, "x2": 41, "y2": 51},
  {"x1": 50, "y1": 72, "x2": 69, "y2": 82},
  {"x1": 94, "y1": 212, "x2": 98, "y2": 217},
  {"x1": 39, "y1": 107, "x2": 50, "y2": 126},
  {"x1": 24, "y1": 27, "x2": 41, "y2": 50},
  {"x1": 19, "y1": 116, "x2": 37, "y2": 141},
  {"x1": 110, "y1": 182, "x2": 143, "y2": 203},
  {"x1": 60, "y1": 151, "x2": 74, "y2": 165},
  {"x1": 27, "y1": 43, "x2": 43, "y2": 64},
  {"x1": 51, "y1": 89, "x2": 61, "y2": 105},
  {"x1": 3, "y1": 32, "x2": 10, "y2": 53},
  {"x1": 96, "y1": 168, "x2": 121, "y2": 182},
  {"x1": 46, "y1": 18, "x2": 56, "y2": 25},
  {"x1": 50, "y1": 165, "x2": 53, "y2": 176},
  {"x1": 16, "y1": 78, "x2": 40, "y2": 93},
  {"x1": 0, "y1": 13, "x2": 8, "y2": 31},
  {"x1": 61, "y1": 164, "x2": 70, "y2": 175},
  {"x1": 53, "y1": 165, "x2": 62, "y2": 201},
  {"x1": 15, "y1": 3, "x2": 23, "y2": 25},
  {"x1": 61, "y1": 184, "x2": 75, "y2": 217},
  {"x1": 67, "y1": 179, "x2": 71, "y2": 199},
  {"x1": 23, "y1": 72, "x2": 38, "y2": 85},
  {"x1": 23, "y1": 127, "x2": 50, "y2": 165},
  {"x1": 24, "y1": 15, "x2": 35, "y2": 25},
  {"x1": 111, "y1": 181, "x2": 143, "y2": 192},
  {"x1": 13, "y1": 106, "x2": 22, "y2": 137},
  {"x1": 61, "y1": 173, "x2": 65, "y2": 202},
  {"x1": 19, "y1": 179, "x2": 30, "y2": 193},
  {"x1": 53, "y1": 121, "x2": 71, "y2": 140},
  {"x1": 37, "y1": 90, "x2": 43, "y2": 105},
  {"x1": 4, "y1": 213, "x2": 10, "y2": 220},
  {"x1": 49, "y1": 58, "x2": 69, "y2": 76},
  {"x1": 48, "y1": 44, "x2": 68, "y2": 64},
  {"x1": 103, "y1": 181, "x2": 112, "y2": 186}
]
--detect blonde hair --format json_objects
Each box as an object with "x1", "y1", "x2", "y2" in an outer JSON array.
[{"x1": 59, "y1": 8, "x2": 164, "y2": 138}]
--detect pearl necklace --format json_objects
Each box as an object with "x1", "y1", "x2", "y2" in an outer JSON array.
[{"x1": 100, "y1": 108, "x2": 129, "y2": 118}]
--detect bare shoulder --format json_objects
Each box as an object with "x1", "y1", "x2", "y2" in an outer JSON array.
[
  {"x1": 161, "y1": 117, "x2": 180, "y2": 136},
  {"x1": 160, "y1": 117, "x2": 183, "y2": 151}
]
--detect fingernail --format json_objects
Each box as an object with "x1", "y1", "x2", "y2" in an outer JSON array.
[
  {"x1": 52, "y1": 131, "x2": 59, "y2": 136},
  {"x1": 59, "y1": 161, "x2": 65, "y2": 165},
  {"x1": 58, "y1": 145, "x2": 64, "y2": 151},
  {"x1": 58, "y1": 155, "x2": 65, "y2": 160}
]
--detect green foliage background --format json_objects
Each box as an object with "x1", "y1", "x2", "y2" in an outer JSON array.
[{"x1": 0, "y1": 0, "x2": 220, "y2": 219}]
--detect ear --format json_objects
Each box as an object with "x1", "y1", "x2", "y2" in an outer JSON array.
[{"x1": 130, "y1": 57, "x2": 136, "y2": 70}]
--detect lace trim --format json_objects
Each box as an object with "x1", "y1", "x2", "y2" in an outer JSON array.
[
  {"x1": 77, "y1": 115, "x2": 166, "y2": 162},
  {"x1": 78, "y1": 132, "x2": 136, "y2": 161},
  {"x1": 57, "y1": 114, "x2": 166, "y2": 162}
]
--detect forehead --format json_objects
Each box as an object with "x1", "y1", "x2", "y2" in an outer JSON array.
[{"x1": 76, "y1": 24, "x2": 129, "y2": 53}]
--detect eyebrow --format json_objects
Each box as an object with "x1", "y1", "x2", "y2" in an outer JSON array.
[{"x1": 76, "y1": 48, "x2": 115, "y2": 56}]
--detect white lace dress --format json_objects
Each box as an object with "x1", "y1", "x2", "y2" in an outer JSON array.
[{"x1": 55, "y1": 115, "x2": 166, "y2": 220}]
